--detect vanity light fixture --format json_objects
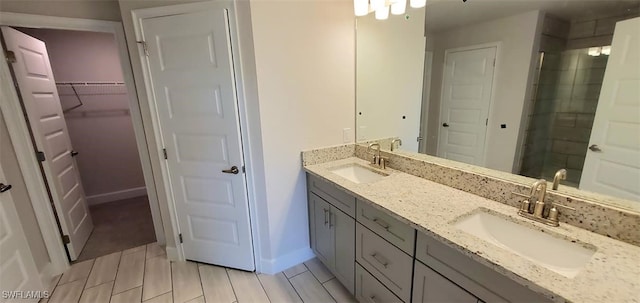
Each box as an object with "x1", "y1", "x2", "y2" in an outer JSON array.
[
  {"x1": 354, "y1": 0, "x2": 426, "y2": 20},
  {"x1": 588, "y1": 45, "x2": 612, "y2": 57}
]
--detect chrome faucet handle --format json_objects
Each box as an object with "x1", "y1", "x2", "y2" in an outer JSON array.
[{"x1": 367, "y1": 143, "x2": 380, "y2": 154}]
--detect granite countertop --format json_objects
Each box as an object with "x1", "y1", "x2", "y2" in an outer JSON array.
[{"x1": 304, "y1": 157, "x2": 640, "y2": 303}]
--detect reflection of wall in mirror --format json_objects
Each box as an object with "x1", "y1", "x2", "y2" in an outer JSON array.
[
  {"x1": 424, "y1": 10, "x2": 543, "y2": 172},
  {"x1": 356, "y1": 8, "x2": 425, "y2": 152}
]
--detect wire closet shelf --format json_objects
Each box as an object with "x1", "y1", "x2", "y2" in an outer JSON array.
[{"x1": 55, "y1": 81, "x2": 127, "y2": 112}]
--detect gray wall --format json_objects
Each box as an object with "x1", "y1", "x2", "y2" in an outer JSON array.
[{"x1": 0, "y1": 0, "x2": 122, "y2": 21}]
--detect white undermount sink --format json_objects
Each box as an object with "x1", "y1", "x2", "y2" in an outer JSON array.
[
  {"x1": 454, "y1": 210, "x2": 596, "y2": 278},
  {"x1": 328, "y1": 163, "x2": 388, "y2": 184}
]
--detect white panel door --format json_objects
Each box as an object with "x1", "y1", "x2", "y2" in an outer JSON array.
[
  {"x1": 437, "y1": 47, "x2": 496, "y2": 166},
  {"x1": 0, "y1": 162, "x2": 43, "y2": 302},
  {"x1": 2, "y1": 27, "x2": 92, "y2": 260},
  {"x1": 580, "y1": 17, "x2": 640, "y2": 201},
  {"x1": 140, "y1": 8, "x2": 254, "y2": 270}
]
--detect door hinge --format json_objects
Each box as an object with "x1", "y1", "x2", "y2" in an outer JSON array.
[
  {"x1": 137, "y1": 41, "x2": 149, "y2": 57},
  {"x1": 163, "y1": 148, "x2": 168, "y2": 160},
  {"x1": 5, "y1": 50, "x2": 16, "y2": 63},
  {"x1": 178, "y1": 233, "x2": 183, "y2": 244},
  {"x1": 242, "y1": 166, "x2": 246, "y2": 173},
  {"x1": 62, "y1": 235, "x2": 70, "y2": 244},
  {"x1": 36, "y1": 151, "x2": 46, "y2": 162},
  {"x1": 493, "y1": 58, "x2": 496, "y2": 67},
  {"x1": 486, "y1": 118, "x2": 488, "y2": 126}
]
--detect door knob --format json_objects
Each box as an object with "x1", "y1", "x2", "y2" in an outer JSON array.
[
  {"x1": 588, "y1": 144, "x2": 602, "y2": 152},
  {"x1": 442, "y1": 123, "x2": 450, "y2": 127},
  {"x1": 0, "y1": 183, "x2": 12, "y2": 193},
  {"x1": 222, "y1": 166, "x2": 239, "y2": 174},
  {"x1": 70, "y1": 150, "x2": 79, "y2": 157}
]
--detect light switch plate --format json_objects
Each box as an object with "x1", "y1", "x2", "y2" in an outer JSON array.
[{"x1": 343, "y1": 128, "x2": 353, "y2": 143}]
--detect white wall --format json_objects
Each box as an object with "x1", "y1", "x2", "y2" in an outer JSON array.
[
  {"x1": 250, "y1": 0, "x2": 355, "y2": 270},
  {"x1": 19, "y1": 28, "x2": 146, "y2": 203},
  {"x1": 426, "y1": 10, "x2": 542, "y2": 172},
  {"x1": 356, "y1": 8, "x2": 425, "y2": 152}
]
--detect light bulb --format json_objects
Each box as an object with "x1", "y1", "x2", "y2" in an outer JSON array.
[
  {"x1": 375, "y1": 5, "x2": 390, "y2": 20},
  {"x1": 391, "y1": 0, "x2": 407, "y2": 15},
  {"x1": 601, "y1": 45, "x2": 611, "y2": 56},
  {"x1": 588, "y1": 47, "x2": 601, "y2": 57},
  {"x1": 370, "y1": 0, "x2": 384, "y2": 11},
  {"x1": 410, "y1": 0, "x2": 426, "y2": 8},
  {"x1": 354, "y1": 0, "x2": 369, "y2": 16}
]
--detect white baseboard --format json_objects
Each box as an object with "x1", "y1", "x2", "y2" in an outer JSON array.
[
  {"x1": 259, "y1": 246, "x2": 315, "y2": 275},
  {"x1": 166, "y1": 246, "x2": 180, "y2": 261},
  {"x1": 86, "y1": 187, "x2": 147, "y2": 205}
]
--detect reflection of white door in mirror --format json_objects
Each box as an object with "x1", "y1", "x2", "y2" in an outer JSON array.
[
  {"x1": 580, "y1": 17, "x2": 640, "y2": 201},
  {"x1": 437, "y1": 46, "x2": 497, "y2": 166}
]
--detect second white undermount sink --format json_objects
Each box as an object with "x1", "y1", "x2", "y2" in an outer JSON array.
[
  {"x1": 328, "y1": 163, "x2": 388, "y2": 184},
  {"x1": 454, "y1": 210, "x2": 596, "y2": 278}
]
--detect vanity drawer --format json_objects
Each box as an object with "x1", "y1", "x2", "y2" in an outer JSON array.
[
  {"x1": 356, "y1": 223, "x2": 413, "y2": 302},
  {"x1": 308, "y1": 175, "x2": 356, "y2": 217},
  {"x1": 355, "y1": 263, "x2": 403, "y2": 303},
  {"x1": 357, "y1": 199, "x2": 415, "y2": 254},
  {"x1": 416, "y1": 232, "x2": 550, "y2": 303}
]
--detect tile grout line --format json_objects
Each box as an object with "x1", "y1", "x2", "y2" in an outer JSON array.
[
  {"x1": 283, "y1": 271, "x2": 306, "y2": 302},
  {"x1": 137, "y1": 245, "x2": 148, "y2": 303},
  {"x1": 224, "y1": 268, "x2": 241, "y2": 303},
  {"x1": 195, "y1": 261, "x2": 206, "y2": 303},
  {"x1": 73, "y1": 259, "x2": 97, "y2": 303}
]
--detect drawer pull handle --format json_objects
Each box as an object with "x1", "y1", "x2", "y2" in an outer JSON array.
[
  {"x1": 324, "y1": 209, "x2": 329, "y2": 226},
  {"x1": 369, "y1": 296, "x2": 380, "y2": 303},
  {"x1": 372, "y1": 217, "x2": 405, "y2": 242},
  {"x1": 370, "y1": 253, "x2": 389, "y2": 268}
]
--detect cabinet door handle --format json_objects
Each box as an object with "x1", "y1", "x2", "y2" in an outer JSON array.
[
  {"x1": 372, "y1": 217, "x2": 405, "y2": 241},
  {"x1": 368, "y1": 295, "x2": 380, "y2": 303},
  {"x1": 370, "y1": 252, "x2": 389, "y2": 268},
  {"x1": 323, "y1": 208, "x2": 329, "y2": 226},
  {"x1": 372, "y1": 217, "x2": 390, "y2": 229},
  {"x1": 329, "y1": 211, "x2": 334, "y2": 228}
]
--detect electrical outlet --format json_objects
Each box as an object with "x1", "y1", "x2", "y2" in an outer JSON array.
[{"x1": 343, "y1": 128, "x2": 353, "y2": 143}]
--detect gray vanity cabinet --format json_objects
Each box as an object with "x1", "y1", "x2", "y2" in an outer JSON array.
[
  {"x1": 307, "y1": 175, "x2": 356, "y2": 294},
  {"x1": 415, "y1": 232, "x2": 550, "y2": 303},
  {"x1": 413, "y1": 260, "x2": 478, "y2": 303}
]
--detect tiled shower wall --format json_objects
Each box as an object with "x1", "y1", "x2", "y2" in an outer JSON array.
[{"x1": 520, "y1": 10, "x2": 639, "y2": 185}]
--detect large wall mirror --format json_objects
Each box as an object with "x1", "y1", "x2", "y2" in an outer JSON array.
[{"x1": 356, "y1": 0, "x2": 640, "y2": 207}]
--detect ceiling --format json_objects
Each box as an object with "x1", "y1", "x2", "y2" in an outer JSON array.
[{"x1": 426, "y1": 0, "x2": 640, "y2": 33}]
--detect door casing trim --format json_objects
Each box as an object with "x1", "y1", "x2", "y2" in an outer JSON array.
[
  {"x1": 0, "y1": 12, "x2": 166, "y2": 278},
  {"x1": 131, "y1": 1, "x2": 263, "y2": 271}
]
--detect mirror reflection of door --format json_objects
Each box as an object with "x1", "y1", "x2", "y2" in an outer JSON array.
[
  {"x1": 437, "y1": 46, "x2": 496, "y2": 166},
  {"x1": 579, "y1": 17, "x2": 640, "y2": 201}
]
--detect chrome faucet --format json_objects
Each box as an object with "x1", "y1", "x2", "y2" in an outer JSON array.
[
  {"x1": 367, "y1": 143, "x2": 388, "y2": 169},
  {"x1": 367, "y1": 143, "x2": 380, "y2": 165},
  {"x1": 391, "y1": 138, "x2": 402, "y2": 152},
  {"x1": 511, "y1": 179, "x2": 575, "y2": 227},
  {"x1": 552, "y1": 169, "x2": 567, "y2": 190}
]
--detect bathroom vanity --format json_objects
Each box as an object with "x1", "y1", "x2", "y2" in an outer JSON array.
[{"x1": 302, "y1": 149, "x2": 640, "y2": 303}]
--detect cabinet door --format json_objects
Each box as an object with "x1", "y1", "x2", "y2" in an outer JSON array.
[
  {"x1": 333, "y1": 207, "x2": 355, "y2": 294},
  {"x1": 413, "y1": 261, "x2": 477, "y2": 303},
  {"x1": 312, "y1": 194, "x2": 335, "y2": 267}
]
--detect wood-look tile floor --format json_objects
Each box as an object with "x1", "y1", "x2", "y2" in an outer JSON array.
[{"x1": 42, "y1": 243, "x2": 356, "y2": 303}]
